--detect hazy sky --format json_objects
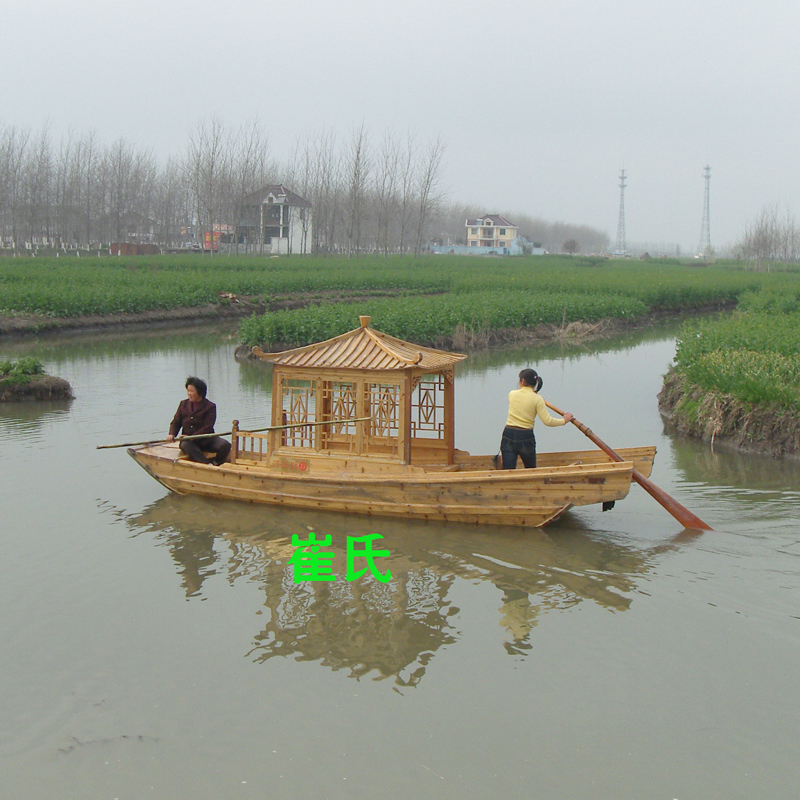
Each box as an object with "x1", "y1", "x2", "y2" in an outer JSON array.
[{"x1": 4, "y1": 0, "x2": 798, "y2": 250}]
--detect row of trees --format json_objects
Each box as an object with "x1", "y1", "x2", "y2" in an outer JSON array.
[
  {"x1": 0, "y1": 120, "x2": 275, "y2": 250},
  {"x1": 282, "y1": 124, "x2": 448, "y2": 256},
  {"x1": 733, "y1": 204, "x2": 800, "y2": 267},
  {"x1": 0, "y1": 119, "x2": 608, "y2": 255}
]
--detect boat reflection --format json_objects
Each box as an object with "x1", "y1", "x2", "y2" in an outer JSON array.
[{"x1": 128, "y1": 496, "x2": 659, "y2": 685}]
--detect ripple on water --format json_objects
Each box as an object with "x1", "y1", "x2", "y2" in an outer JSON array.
[{"x1": 0, "y1": 402, "x2": 72, "y2": 446}]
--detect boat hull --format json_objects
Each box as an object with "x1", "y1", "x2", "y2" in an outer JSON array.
[{"x1": 129, "y1": 444, "x2": 652, "y2": 528}]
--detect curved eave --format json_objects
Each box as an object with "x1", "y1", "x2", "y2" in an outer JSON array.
[{"x1": 253, "y1": 326, "x2": 466, "y2": 372}]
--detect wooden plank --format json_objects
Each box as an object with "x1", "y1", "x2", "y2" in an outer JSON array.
[{"x1": 136, "y1": 450, "x2": 632, "y2": 507}]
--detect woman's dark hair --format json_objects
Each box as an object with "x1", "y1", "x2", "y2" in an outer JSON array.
[
  {"x1": 518, "y1": 368, "x2": 543, "y2": 392},
  {"x1": 185, "y1": 376, "x2": 208, "y2": 398}
]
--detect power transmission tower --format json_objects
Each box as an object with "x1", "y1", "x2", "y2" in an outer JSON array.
[
  {"x1": 613, "y1": 169, "x2": 627, "y2": 256},
  {"x1": 698, "y1": 165, "x2": 712, "y2": 257}
]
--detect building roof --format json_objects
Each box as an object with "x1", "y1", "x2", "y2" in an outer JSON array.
[
  {"x1": 466, "y1": 214, "x2": 517, "y2": 227},
  {"x1": 253, "y1": 316, "x2": 466, "y2": 372},
  {"x1": 240, "y1": 184, "x2": 312, "y2": 208}
]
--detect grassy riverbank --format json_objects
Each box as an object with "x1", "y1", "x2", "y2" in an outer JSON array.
[{"x1": 659, "y1": 288, "x2": 800, "y2": 456}]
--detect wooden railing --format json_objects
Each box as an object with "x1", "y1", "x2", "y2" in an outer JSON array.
[{"x1": 230, "y1": 417, "x2": 372, "y2": 463}]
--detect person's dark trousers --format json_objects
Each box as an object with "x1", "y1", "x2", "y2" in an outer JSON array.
[
  {"x1": 500, "y1": 426, "x2": 537, "y2": 469},
  {"x1": 180, "y1": 436, "x2": 232, "y2": 465}
]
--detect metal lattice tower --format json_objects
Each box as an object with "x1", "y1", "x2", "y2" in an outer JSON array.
[
  {"x1": 698, "y1": 165, "x2": 711, "y2": 256},
  {"x1": 614, "y1": 169, "x2": 627, "y2": 255}
]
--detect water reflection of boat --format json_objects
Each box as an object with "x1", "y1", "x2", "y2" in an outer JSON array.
[
  {"x1": 128, "y1": 495, "x2": 655, "y2": 684},
  {"x1": 129, "y1": 317, "x2": 656, "y2": 528}
]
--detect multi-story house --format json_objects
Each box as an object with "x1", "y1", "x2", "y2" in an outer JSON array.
[
  {"x1": 465, "y1": 215, "x2": 518, "y2": 251},
  {"x1": 236, "y1": 184, "x2": 312, "y2": 254}
]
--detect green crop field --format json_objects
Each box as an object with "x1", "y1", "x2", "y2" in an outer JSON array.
[
  {"x1": 234, "y1": 256, "x2": 800, "y2": 347},
  {"x1": 4, "y1": 255, "x2": 800, "y2": 358},
  {"x1": 0, "y1": 255, "x2": 450, "y2": 317},
  {"x1": 238, "y1": 291, "x2": 648, "y2": 348},
  {"x1": 0, "y1": 253, "x2": 794, "y2": 319}
]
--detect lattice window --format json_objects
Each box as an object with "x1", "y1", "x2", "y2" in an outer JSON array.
[
  {"x1": 367, "y1": 382, "x2": 400, "y2": 438},
  {"x1": 281, "y1": 378, "x2": 315, "y2": 448},
  {"x1": 320, "y1": 381, "x2": 358, "y2": 449},
  {"x1": 322, "y1": 381, "x2": 357, "y2": 431},
  {"x1": 412, "y1": 375, "x2": 445, "y2": 439}
]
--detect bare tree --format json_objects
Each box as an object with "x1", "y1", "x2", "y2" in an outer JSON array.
[
  {"x1": 153, "y1": 158, "x2": 185, "y2": 248},
  {"x1": 228, "y1": 118, "x2": 271, "y2": 254},
  {"x1": 77, "y1": 131, "x2": 99, "y2": 246},
  {"x1": 397, "y1": 133, "x2": 417, "y2": 255},
  {"x1": 734, "y1": 203, "x2": 800, "y2": 269},
  {"x1": 286, "y1": 136, "x2": 317, "y2": 255},
  {"x1": 298, "y1": 129, "x2": 340, "y2": 254},
  {"x1": 373, "y1": 131, "x2": 400, "y2": 255},
  {"x1": 24, "y1": 123, "x2": 53, "y2": 246},
  {"x1": 185, "y1": 117, "x2": 231, "y2": 257},
  {"x1": 414, "y1": 136, "x2": 447, "y2": 257},
  {"x1": 0, "y1": 124, "x2": 31, "y2": 246},
  {"x1": 342, "y1": 124, "x2": 371, "y2": 255}
]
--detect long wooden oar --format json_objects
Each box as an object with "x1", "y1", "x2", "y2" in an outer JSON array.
[
  {"x1": 97, "y1": 416, "x2": 372, "y2": 450},
  {"x1": 546, "y1": 401, "x2": 712, "y2": 531}
]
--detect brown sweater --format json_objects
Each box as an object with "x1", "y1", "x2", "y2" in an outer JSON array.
[{"x1": 169, "y1": 397, "x2": 217, "y2": 438}]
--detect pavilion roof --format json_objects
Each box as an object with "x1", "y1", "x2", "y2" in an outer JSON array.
[{"x1": 252, "y1": 316, "x2": 466, "y2": 372}]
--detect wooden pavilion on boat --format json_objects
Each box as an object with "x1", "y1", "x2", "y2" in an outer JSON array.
[
  {"x1": 245, "y1": 315, "x2": 467, "y2": 470},
  {"x1": 128, "y1": 315, "x2": 656, "y2": 527}
]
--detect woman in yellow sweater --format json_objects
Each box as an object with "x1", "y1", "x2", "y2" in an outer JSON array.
[{"x1": 501, "y1": 368, "x2": 573, "y2": 469}]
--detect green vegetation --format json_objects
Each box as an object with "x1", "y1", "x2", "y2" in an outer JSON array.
[
  {"x1": 0, "y1": 356, "x2": 73, "y2": 401},
  {"x1": 0, "y1": 357, "x2": 46, "y2": 386},
  {"x1": 0, "y1": 253, "x2": 784, "y2": 320},
  {"x1": 0, "y1": 255, "x2": 450, "y2": 317},
  {"x1": 234, "y1": 255, "x2": 786, "y2": 348},
  {"x1": 5, "y1": 254, "x2": 800, "y2": 354},
  {"x1": 239, "y1": 291, "x2": 647, "y2": 348},
  {"x1": 674, "y1": 305, "x2": 800, "y2": 411}
]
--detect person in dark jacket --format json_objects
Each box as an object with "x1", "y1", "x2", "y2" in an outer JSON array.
[{"x1": 167, "y1": 377, "x2": 231, "y2": 465}]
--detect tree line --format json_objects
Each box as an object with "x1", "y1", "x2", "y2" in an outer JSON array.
[
  {"x1": 733, "y1": 204, "x2": 800, "y2": 267},
  {"x1": 0, "y1": 119, "x2": 608, "y2": 255}
]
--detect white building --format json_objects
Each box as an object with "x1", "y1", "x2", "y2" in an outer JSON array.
[{"x1": 236, "y1": 184, "x2": 312, "y2": 254}]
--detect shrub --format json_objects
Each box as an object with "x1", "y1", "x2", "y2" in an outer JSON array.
[{"x1": 0, "y1": 357, "x2": 46, "y2": 386}]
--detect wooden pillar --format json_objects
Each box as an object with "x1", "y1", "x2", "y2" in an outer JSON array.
[
  {"x1": 444, "y1": 370, "x2": 455, "y2": 465},
  {"x1": 231, "y1": 420, "x2": 239, "y2": 462},
  {"x1": 355, "y1": 377, "x2": 366, "y2": 456},
  {"x1": 270, "y1": 369, "x2": 281, "y2": 453},
  {"x1": 314, "y1": 376, "x2": 323, "y2": 452},
  {"x1": 402, "y1": 371, "x2": 413, "y2": 465}
]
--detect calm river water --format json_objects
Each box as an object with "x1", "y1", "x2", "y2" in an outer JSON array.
[{"x1": 1, "y1": 323, "x2": 798, "y2": 800}]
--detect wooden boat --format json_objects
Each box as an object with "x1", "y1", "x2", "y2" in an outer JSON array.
[{"x1": 129, "y1": 316, "x2": 656, "y2": 528}]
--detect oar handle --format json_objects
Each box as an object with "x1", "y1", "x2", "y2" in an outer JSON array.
[
  {"x1": 545, "y1": 400, "x2": 712, "y2": 531},
  {"x1": 97, "y1": 416, "x2": 373, "y2": 450}
]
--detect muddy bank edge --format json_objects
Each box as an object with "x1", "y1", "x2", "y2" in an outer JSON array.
[{"x1": 659, "y1": 367, "x2": 800, "y2": 458}]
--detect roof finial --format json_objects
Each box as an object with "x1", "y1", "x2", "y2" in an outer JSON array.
[{"x1": 359, "y1": 315, "x2": 371, "y2": 328}]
